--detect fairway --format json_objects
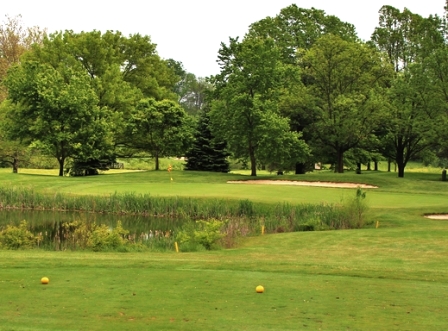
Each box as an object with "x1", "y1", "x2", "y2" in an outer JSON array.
[{"x1": 1, "y1": 168, "x2": 448, "y2": 330}]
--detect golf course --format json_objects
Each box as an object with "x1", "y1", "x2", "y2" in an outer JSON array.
[{"x1": 1, "y1": 164, "x2": 448, "y2": 330}]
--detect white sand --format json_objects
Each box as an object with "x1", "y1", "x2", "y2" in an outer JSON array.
[{"x1": 227, "y1": 180, "x2": 378, "y2": 188}]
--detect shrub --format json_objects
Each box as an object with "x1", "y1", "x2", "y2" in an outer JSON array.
[
  {"x1": 87, "y1": 221, "x2": 129, "y2": 251},
  {"x1": 0, "y1": 221, "x2": 37, "y2": 249},
  {"x1": 176, "y1": 219, "x2": 226, "y2": 250}
]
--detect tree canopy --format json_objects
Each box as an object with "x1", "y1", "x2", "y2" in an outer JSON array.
[
  {"x1": 210, "y1": 36, "x2": 309, "y2": 176},
  {"x1": 4, "y1": 60, "x2": 113, "y2": 176}
]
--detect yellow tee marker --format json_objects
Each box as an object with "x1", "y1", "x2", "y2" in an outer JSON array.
[{"x1": 167, "y1": 164, "x2": 173, "y2": 182}]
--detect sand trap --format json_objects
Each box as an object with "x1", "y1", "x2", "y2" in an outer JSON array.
[
  {"x1": 227, "y1": 180, "x2": 378, "y2": 189},
  {"x1": 425, "y1": 214, "x2": 448, "y2": 220}
]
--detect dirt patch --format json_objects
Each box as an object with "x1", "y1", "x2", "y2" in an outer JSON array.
[
  {"x1": 425, "y1": 214, "x2": 448, "y2": 220},
  {"x1": 227, "y1": 180, "x2": 378, "y2": 189}
]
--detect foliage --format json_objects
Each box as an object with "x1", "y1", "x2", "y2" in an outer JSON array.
[
  {"x1": 301, "y1": 34, "x2": 392, "y2": 173},
  {"x1": 247, "y1": 5, "x2": 359, "y2": 173},
  {"x1": 167, "y1": 59, "x2": 211, "y2": 115},
  {"x1": 176, "y1": 219, "x2": 226, "y2": 250},
  {"x1": 4, "y1": 60, "x2": 114, "y2": 176},
  {"x1": 0, "y1": 15, "x2": 46, "y2": 101},
  {"x1": 184, "y1": 109, "x2": 230, "y2": 172},
  {"x1": 86, "y1": 221, "x2": 129, "y2": 251},
  {"x1": 371, "y1": 6, "x2": 445, "y2": 177},
  {"x1": 2, "y1": 29, "x2": 181, "y2": 176},
  {"x1": 247, "y1": 4, "x2": 358, "y2": 63},
  {"x1": 210, "y1": 35, "x2": 309, "y2": 176},
  {"x1": 0, "y1": 220, "x2": 37, "y2": 249},
  {"x1": 0, "y1": 101, "x2": 30, "y2": 173},
  {"x1": 126, "y1": 98, "x2": 194, "y2": 170}
]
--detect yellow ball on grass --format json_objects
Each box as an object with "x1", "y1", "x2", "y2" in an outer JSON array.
[
  {"x1": 256, "y1": 285, "x2": 264, "y2": 293},
  {"x1": 41, "y1": 277, "x2": 49, "y2": 285}
]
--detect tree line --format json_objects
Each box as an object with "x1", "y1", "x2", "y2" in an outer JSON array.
[{"x1": 1, "y1": 3, "x2": 448, "y2": 177}]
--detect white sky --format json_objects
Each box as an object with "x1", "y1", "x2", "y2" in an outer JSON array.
[{"x1": 2, "y1": 1, "x2": 445, "y2": 77}]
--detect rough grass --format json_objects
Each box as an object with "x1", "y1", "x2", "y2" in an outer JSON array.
[{"x1": 2, "y1": 225, "x2": 448, "y2": 330}]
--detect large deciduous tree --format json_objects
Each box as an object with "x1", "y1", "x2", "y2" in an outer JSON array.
[
  {"x1": 127, "y1": 98, "x2": 193, "y2": 170},
  {"x1": 301, "y1": 34, "x2": 391, "y2": 173},
  {"x1": 210, "y1": 36, "x2": 309, "y2": 176},
  {"x1": 371, "y1": 6, "x2": 445, "y2": 177},
  {"x1": 3, "y1": 29, "x2": 181, "y2": 174},
  {"x1": 247, "y1": 5, "x2": 359, "y2": 173},
  {"x1": 4, "y1": 61, "x2": 113, "y2": 176},
  {"x1": 27, "y1": 30, "x2": 179, "y2": 152}
]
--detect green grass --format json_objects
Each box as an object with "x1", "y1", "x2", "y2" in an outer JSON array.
[{"x1": 1, "y1": 166, "x2": 448, "y2": 329}]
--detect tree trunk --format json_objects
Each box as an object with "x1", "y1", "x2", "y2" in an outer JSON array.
[
  {"x1": 336, "y1": 149, "x2": 344, "y2": 173},
  {"x1": 12, "y1": 157, "x2": 18, "y2": 173},
  {"x1": 356, "y1": 162, "x2": 361, "y2": 174},
  {"x1": 387, "y1": 158, "x2": 391, "y2": 172},
  {"x1": 367, "y1": 162, "x2": 371, "y2": 171},
  {"x1": 58, "y1": 158, "x2": 65, "y2": 177},
  {"x1": 397, "y1": 164, "x2": 405, "y2": 177},
  {"x1": 396, "y1": 152, "x2": 405, "y2": 178},
  {"x1": 295, "y1": 162, "x2": 306, "y2": 174},
  {"x1": 249, "y1": 144, "x2": 257, "y2": 176},
  {"x1": 374, "y1": 161, "x2": 378, "y2": 171},
  {"x1": 155, "y1": 152, "x2": 160, "y2": 171}
]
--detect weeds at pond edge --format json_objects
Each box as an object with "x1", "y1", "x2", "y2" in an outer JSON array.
[{"x1": 0, "y1": 187, "x2": 371, "y2": 251}]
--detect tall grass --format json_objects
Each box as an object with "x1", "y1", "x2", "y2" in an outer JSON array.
[{"x1": 0, "y1": 186, "x2": 370, "y2": 235}]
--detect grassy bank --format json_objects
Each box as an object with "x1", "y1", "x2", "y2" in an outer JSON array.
[
  {"x1": 2, "y1": 225, "x2": 448, "y2": 330},
  {"x1": 1, "y1": 167, "x2": 448, "y2": 329}
]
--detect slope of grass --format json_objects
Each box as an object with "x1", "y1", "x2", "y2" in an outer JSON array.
[
  {"x1": 2, "y1": 166, "x2": 448, "y2": 330},
  {"x1": 2, "y1": 225, "x2": 448, "y2": 330}
]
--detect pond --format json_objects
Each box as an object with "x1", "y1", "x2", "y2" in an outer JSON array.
[{"x1": 0, "y1": 210, "x2": 190, "y2": 250}]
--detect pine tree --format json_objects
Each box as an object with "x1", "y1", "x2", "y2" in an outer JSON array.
[{"x1": 185, "y1": 110, "x2": 230, "y2": 172}]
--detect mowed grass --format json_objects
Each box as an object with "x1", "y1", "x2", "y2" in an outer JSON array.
[{"x1": 1, "y1": 166, "x2": 448, "y2": 330}]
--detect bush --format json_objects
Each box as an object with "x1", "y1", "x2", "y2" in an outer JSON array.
[
  {"x1": 86, "y1": 221, "x2": 129, "y2": 251},
  {"x1": 51, "y1": 220, "x2": 130, "y2": 251},
  {"x1": 176, "y1": 219, "x2": 226, "y2": 250},
  {"x1": 0, "y1": 221, "x2": 37, "y2": 249}
]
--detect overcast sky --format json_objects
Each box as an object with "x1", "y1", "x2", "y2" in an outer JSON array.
[{"x1": 2, "y1": 1, "x2": 445, "y2": 77}]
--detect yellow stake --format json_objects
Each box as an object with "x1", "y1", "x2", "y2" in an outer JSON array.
[
  {"x1": 175, "y1": 241, "x2": 179, "y2": 253},
  {"x1": 376, "y1": 221, "x2": 379, "y2": 229},
  {"x1": 261, "y1": 225, "x2": 265, "y2": 235}
]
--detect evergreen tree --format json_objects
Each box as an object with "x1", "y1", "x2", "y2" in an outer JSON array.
[{"x1": 185, "y1": 110, "x2": 230, "y2": 172}]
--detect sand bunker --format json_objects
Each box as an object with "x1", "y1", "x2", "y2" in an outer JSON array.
[
  {"x1": 227, "y1": 180, "x2": 378, "y2": 189},
  {"x1": 425, "y1": 214, "x2": 448, "y2": 220}
]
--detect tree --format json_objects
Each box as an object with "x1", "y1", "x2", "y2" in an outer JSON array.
[
  {"x1": 12, "y1": 29, "x2": 181, "y2": 167},
  {"x1": 0, "y1": 100, "x2": 32, "y2": 173},
  {"x1": 371, "y1": 6, "x2": 445, "y2": 177},
  {"x1": 0, "y1": 15, "x2": 46, "y2": 101},
  {"x1": 4, "y1": 60, "x2": 113, "y2": 176},
  {"x1": 248, "y1": 5, "x2": 358, "y2": 63},
  {"x1": 247, "y1": 5, "x2": 359, "y2": 173},
  {"x1": 301, "y1": 34, "x2": 391, "y2": 173},
  {"x1": 185, "y1": 109, "x2": 230, "y2": 172},
  {"x1": 167, "y1": 59, "x2": 211, "y2": 116},
  {"x1": 127, "y1": 98, "x2": 193, "y2": 170},
  {"x1": 381, "y1": 67, "x2": 441, "y2": 177},
  {"x1": 210, "y1": 36, "x2": 309, "y2": 176}
]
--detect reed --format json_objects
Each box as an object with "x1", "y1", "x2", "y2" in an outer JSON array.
[{"x1": 0, "y1": 186, "x2": 369, "y2": 250}]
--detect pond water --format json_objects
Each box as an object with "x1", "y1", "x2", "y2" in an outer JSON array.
[
  {"x1": 0, "y1": 210, "x2": 189, "y2": 249},
  {"x1": 0, "y1": 210, "x2": 185, "y2": 231}
]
